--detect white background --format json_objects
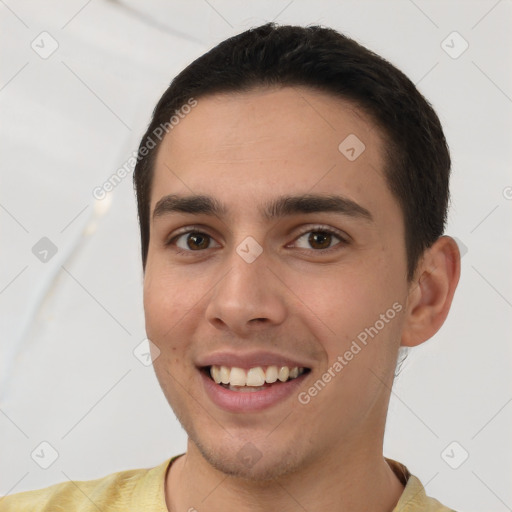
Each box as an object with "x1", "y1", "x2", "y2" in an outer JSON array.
[{"x1": 1, "y1": 1, "x2": 511, "y2": 510}]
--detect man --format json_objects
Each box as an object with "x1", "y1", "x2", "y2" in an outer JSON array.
[{"x1": 0, "y1": 23, "x2": 460, "y2": 511}]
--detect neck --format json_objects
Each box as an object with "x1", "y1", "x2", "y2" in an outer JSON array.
[{"x1": 166, "y1": 438, "x2": 405, "y2": 512}]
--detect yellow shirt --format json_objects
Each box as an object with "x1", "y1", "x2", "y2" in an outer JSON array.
[{"x1": 0, "y1": 455, "x2": 455, "y2": 511}]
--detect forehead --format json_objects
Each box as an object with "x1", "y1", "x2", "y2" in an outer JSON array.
[{"x1": 150, "y1": 86, "x2": 397, "y2": 223}]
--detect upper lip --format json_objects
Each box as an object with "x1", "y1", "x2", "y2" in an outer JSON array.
[{"x1": 196, "y1": 351, "x2": 313, "y2": 370}]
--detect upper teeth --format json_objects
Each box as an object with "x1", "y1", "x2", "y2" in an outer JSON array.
[{"x1": 209, "y1": 365, "x2": 305, "y2": 386}]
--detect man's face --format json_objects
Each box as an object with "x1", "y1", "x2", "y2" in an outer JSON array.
[{"x1": 144, "y1": 86, "x2": 411, "y2": 479}]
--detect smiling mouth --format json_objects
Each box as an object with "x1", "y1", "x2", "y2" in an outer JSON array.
[{"x1": 201, "y1": 365, "x2": 311, "y2": 392}]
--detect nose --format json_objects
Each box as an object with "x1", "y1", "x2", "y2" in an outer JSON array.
[{"x1": 205, "y1": 245, "x2": 287, "y2": 336}]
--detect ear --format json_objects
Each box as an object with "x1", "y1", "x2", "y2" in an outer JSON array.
[{"x1": 401, "y1": 236, "x2": 461, "y2": 347}]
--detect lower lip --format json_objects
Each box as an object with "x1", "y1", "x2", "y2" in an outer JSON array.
[{"x1": 199, "y1": 369, "x2": 308, "y2": 413}]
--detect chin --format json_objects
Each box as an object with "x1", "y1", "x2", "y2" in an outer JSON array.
[{"x1": 194, "y1": 435, "x2": 305, "y2": 482}]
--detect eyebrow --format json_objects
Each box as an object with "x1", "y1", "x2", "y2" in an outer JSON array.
[{"x1": 152, "y1": 193, "x2": 373, "y2": 222}]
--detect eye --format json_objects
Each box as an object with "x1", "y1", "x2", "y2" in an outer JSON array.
[
  {"x1": 169, "y1": 230, "x2": 220, "y2": 252},
  {"x1": 292, "y1": 227, "x2": 347, "y2": 251}
]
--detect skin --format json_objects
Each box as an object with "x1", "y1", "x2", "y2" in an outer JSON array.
[{"x1": 143, "y1": 86, "x2": 460, "y2": 511}]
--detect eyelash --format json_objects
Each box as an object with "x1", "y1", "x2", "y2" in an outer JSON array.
[{"x1": 165, "y1": 225, "x2": 349, "y2": 256}]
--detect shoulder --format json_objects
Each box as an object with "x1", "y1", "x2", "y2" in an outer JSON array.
[
  {"x1": 386, "y1": 458, "x2": 457, "y2": 512},
  {"x1": 0, "y1": 457, "x2": 176, "y2": 512},
  {"x1": 394, "y1": 474, "x2": 457, "y2": 511}
]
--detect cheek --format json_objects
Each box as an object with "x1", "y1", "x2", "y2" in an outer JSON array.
[
  {"x1": 143, "y1": 266, "x2": 193, "y2": 348},
  {"x1": 288, "y1": 258, "x2": 404, "y2": 365},
  {"x1": 144, "y1": 274, "x2": 190, "y2": 391},
  {"x1": 289, "y1": 266, "x2": 383, "y2": 335}
]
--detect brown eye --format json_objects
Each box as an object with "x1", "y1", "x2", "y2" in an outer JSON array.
[
  {"x1": 170, "y1": 230, "x2": 220, "y2": 252},
  {"x1": 185, "y1": 233, "x2": 210, "y2": 250},
  {"x1": 308, "y1": 232, "x2": 332, "y2": 250},
  {"x1": 292, "y1": 227, "x2": 346, "y2": 252}
]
